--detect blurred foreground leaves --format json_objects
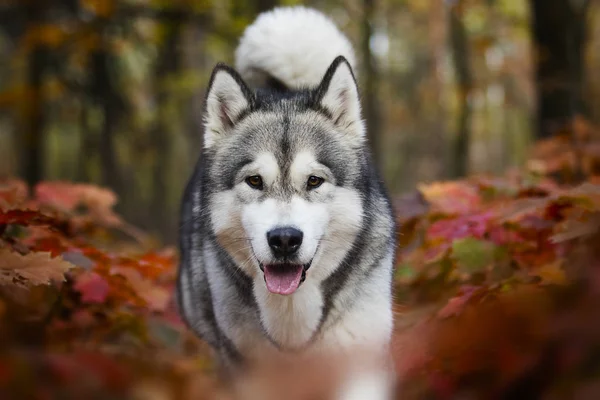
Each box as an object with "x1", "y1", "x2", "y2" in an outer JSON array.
[
  {"x1": 393, "y1": 125, "x2": 600, "y2": 398},
  {"x1": 1, "y1": 128, "x2": 600, "y2": 398},
  {"x1": 0, "y1": 179, "x2": 217, "y2": 400}
]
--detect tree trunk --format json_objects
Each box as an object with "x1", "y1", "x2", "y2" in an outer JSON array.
[
  {"x1": 91, "y1": 46, "x2": 123, "y2": 193},
  {"x1": 449, "y1": 3, "x2": 472, "y2": 178},
  {"x1": 256, "y1": 0, "x2": 278, "y2": 13},
  {"x1": 20, "y1": 3, "x2": 48, "y2": 187},
  {"x1": 361, "y1": 0, "x2": 382, "y2": 166},
  {"x1": 77, "y1": 98, "x2": 99, "y2": 182},
  {"x1": 21, "y1": 46, "x2": 48, "y2": 187},
  {"x1": 152, "y1": 22, "x2": 182, "y2": 241},
  {"x1": 530, "y1": 0, "x2": 590, "y2": 139}
]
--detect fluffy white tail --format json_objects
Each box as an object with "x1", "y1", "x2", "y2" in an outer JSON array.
[{"x1": 234, "y1": 6, "x2": 357, "y2": 90}]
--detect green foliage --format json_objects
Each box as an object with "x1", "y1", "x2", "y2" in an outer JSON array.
[{"x1": 451, "y1": 237, "x2": 499, "y2": 274}]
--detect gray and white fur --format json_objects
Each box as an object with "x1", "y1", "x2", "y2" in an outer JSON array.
[{"x1": 177, "y1": 6, "x2": 397, "y2": 399}]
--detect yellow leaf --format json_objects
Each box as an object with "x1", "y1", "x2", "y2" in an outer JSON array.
[
  {"x1": 22, "y1": 24, "x2": 68, "y2": 48},
  {"x1": 533, "y1": 261, "x2": 567, "y2": 286},
  {"x1": 82, "y1": 0, "x2": 115, "y2": 18}
]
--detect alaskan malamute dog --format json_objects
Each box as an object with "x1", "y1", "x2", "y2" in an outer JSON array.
[{"x1": 177, "y1": 6, "x2": 397, "y2": 399}]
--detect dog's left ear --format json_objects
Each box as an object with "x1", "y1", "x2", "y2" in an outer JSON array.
[{"x1": 316, "y1": 56, "x2": 365, "y2": 143}]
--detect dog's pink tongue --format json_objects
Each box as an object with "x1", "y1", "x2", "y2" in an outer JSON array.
[{"x1": 264, "y1": 264, "x2": 303, "y2": 295}]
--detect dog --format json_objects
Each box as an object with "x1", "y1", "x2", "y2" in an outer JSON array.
[{"x1": 177, "y1": 6, "x2": 397, "y2": 399}]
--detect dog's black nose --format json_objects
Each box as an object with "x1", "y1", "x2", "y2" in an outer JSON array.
[{"x1": 267, "y1": 227, "x2": 303, "y2": 257}]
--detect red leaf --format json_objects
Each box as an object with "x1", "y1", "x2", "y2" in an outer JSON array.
[
  {"x1": 425, "y1": 212, "x2": 494, "y2": 260},
  {"x1": 35, "y1": 182, "x2": 85, "y2": 211},
  {"x1": 437, "y1": 286, "x2": 484, "y2": 319},
  {"x1": 29, "y1": 235, "x2": 71, "y2": 257},
  {"x1": 0, "y1": 360, "x2": 11, "y2": 386},
  {"x1": 0, "y1": 209, "x2": 58, "y2": 226},
  {"x1": 74, "y1": 272, "x2": 110, "y2": 304},
  {"x1": 35, "y1": 182, "x2": 122, "y2": 227},
  {"x1": 46, "y1": 352, "x2": 130, "y2": 391},
  {"x1": 429, "y1": 371, "x2": 455, "y2": 399}
]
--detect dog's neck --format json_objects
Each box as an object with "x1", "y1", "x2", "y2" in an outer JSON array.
[{"x1": 253, "y1": 276, "x2": 324, "y2": 349}]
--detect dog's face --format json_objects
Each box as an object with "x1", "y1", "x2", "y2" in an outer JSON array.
[{"x1": 204, "y1": 57, "x2": 366, "y2": 295}]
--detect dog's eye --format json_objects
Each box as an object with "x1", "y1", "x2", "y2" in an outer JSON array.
[
  {"x1": 246, "y1": 175, "x2": 263, "y2": 190},
  {"x1": 306, "y1": 176, "x2": 324, "y2": 190}
]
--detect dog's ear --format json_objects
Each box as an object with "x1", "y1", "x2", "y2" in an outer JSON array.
[
  {"x1": 316, "y1": 56, "x2": 365, "y2": 143},
  {"x1": 203, "y1": 64, "x2": 254, "y2": 149}
]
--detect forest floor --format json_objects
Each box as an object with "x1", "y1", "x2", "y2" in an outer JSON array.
[{"x1": 1, "y1": 125, "x2": 600, "y2": 399}]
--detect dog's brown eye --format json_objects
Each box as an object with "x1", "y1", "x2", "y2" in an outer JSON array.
[
  {"x1": 307, "y1": 176, "x2": 324, "y2": 190},
  {"x1": 246, "y1": 175, "x2": 263, "y2": 189}
]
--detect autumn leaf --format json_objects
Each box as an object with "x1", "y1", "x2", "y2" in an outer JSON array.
[
  {"x1": 473, "y1": 175, "x2": 519, "y2": 199},
  {"x1": 437, "y1": 286, "x2": 485, "y2": 318},
  {"x1": 0, "y1": 248, "x2": 74, "y2": 288},
  {"x1": 496, "y1": 197, "x2": 548, "y2": 223},
  {"x1": 418, "y1": 181, "x2": 482, "y2": 215},
  {"x1": 437, "y1": 294, "x2": 471, "y2": 319},
  {"x1": 532, "y1": 261, "x2": 568, "y2": 286},
  {"x1": 551, "y1": 211, "x2": 600, "y2": 243},
  {"x1": 24, "y1": 24, "x2": 68, "y2": 48},
  {"x1": 451, "y1": 238, "x2": 499, "y2": 275},
  {"x1": 556, "y1": 182, "x2": 600, "y2": 211},
  {"x1": 428, "y1": 212, "x2": 493, "y2": 242},
  {"x1": 81, "y1": 0, "x2": 116, "y2": 18},
  {"x1": 35, "y1": 182, "x2": 83, "y2": 211},
  {"x1": 111, "y1": 267, "x2": 170, "y2": 312},
  {"x1": 424, "y1": 212, "x2": 494, "y2": 261},
  {"x1": 74, "y1": 272, "x2": 110, "y2": 304},
  {"x1": 35, "y1": 182, "x2": 122, "y2": 227},
  {"x1": 0, "y1": 209, "x2": 59, "y2": 227},
  {"x1": 0, "y1": 179, "x2": 28, "y2": 210}
]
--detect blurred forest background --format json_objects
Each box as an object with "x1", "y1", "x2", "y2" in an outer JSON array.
[{"x1": 0, "y1": 0, "x2": 596, "y2": 243}]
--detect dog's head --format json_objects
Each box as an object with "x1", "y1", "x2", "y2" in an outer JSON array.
[{"x1": 203, "y1": 56, "x2": 367, "y2": 295}]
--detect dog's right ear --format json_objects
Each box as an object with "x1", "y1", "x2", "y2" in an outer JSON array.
[{"x1": 203, "y1": 64, "x2": 254, "y2": 149}]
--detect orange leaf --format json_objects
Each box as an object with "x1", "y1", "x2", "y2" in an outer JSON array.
[
  {"x1": 111, "y1": 267, "x2": 169, "y2": 312},
  {"x1": 0, "y1": 179, "x2": 28, "y2": 210},
  {"x1": 417, "y1": 181, "x2": 481, "y2": 215},
  {"x1": 532, "y1": 261, "x2": 567, "y2": 286}
]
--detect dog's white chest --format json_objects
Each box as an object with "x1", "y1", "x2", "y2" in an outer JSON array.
[{"x1": 253, "y1": 277, "x2": 323, "y2": 349}]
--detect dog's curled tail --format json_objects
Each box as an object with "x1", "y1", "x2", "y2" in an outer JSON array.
[{"x1": 234, "y1": 6, "x2": 356, "y2": 90}]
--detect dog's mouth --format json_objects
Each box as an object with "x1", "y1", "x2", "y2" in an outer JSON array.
[{"x1": 260, "y1": 262, "x2": 310, "y2": 295}]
